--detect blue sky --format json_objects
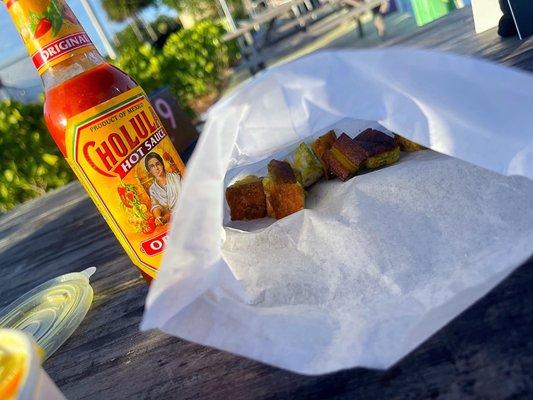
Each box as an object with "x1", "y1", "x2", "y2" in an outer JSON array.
[{"x1": 0, "y1": 0, "x2": 170, "y2": 61}]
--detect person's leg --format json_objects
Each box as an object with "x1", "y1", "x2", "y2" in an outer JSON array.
[
  {"x1": 498, "y1": 0, "x2": 518, "y2": 37},
  {"x1": 372, "y1": 6, "x2": 386, "y2": 38},
  {"x1": 356, "y1": 17, "x2": 364, "y2": 38}
]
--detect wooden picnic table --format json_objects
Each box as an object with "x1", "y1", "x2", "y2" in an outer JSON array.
[
  {"x1": 1, "y1": 6, "x2": 532, "y2": 399},
  {"x1": 223, "y1": 0, "x2": 310, "y2": 44},
  {"x1": 225, "y1": 0, "x2": 387, "y2": 74},
  {"x1": 223, "y1": 0, "x2": 385, "y2": 42}
]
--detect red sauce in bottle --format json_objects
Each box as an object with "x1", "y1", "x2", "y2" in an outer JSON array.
[{"x1": 44, "y1": 64, "x2": 137, "y2": 155}]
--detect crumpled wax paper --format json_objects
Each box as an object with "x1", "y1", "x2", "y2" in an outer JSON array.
[{"x1": 141, "y1": 49, "x2": 533, "y2": 374}]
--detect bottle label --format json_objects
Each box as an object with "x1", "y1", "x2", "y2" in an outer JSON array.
[
  {"x1": 4, "y1": 0, "x2": 96, "y2": 74},
  {"x1": 65, "y1": 86, "x2": 186, "y2": 278}
]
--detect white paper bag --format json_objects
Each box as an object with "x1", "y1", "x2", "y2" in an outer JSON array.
[{"x1": 141, "y1": 49, "x2": 533, "y2": 375}]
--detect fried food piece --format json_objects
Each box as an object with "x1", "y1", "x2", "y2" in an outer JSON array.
[
  {"x1": 323, "y1": 133, "x2": 368, "y2": 181},
  {"x1": 267, "y1": 159, "x2": 298, "y2": 184},
  {"x1": 355, "y1": 128, "x2": 397, "y2": 145},
  {"x1": 263, "y1": 160, "x2": 304, "y2": 219},
  {"x1": 311, "y1": 130, "x2": 337, "y2": 178},
  {"x1": 225, "y1": 175, "x2": 267, "y2": 221},
  {"x1": 354, "y1": 129, "x2": 400, "y2": 169},
  {"x1": 364, "y1": 146, "x2": 400, "y2": 169},
  {"x1": 395, "y1": 134, "x2": 425, "y2": 152},
  {"x1": 293, "y1": 143, "x2": 324, "y2": 187}
]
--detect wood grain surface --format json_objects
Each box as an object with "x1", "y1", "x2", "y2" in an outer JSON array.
[{"x1": 1, "y1": 6, "x2": 532, "y2": 400}]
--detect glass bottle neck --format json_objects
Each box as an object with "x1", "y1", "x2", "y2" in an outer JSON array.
[{"x1": 42, "y1": 49, "x2": 105, "y2": 91}]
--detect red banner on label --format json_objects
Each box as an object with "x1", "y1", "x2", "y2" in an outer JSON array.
[
  {"x1": 31, "y1": 32, "x2": 93, "y2": 70},
  {"x1": 113, "y1": 128, "x2": 167, "y2": 179},
  {"x1": 141, "y1": 232, "x2": 168, "y2": 256}
]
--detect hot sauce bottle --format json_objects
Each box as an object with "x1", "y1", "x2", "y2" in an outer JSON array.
[{"x1": 4, "y1": 0, "x2": 186, "y2": 282}]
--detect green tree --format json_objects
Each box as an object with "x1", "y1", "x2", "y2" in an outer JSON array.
[
  {"x1": 160, "y1": 0, "x2": 246, "y2": 20},
  {"x1": 101, "y1": 0, "x2": 155, "y2": 21},
  {"x1": 113, "y1": 19, "x2": 239, "y2": 116},
  {"x1": 161, "y1": 0, "x2": 218, "y2": 19},
  {"x1": 114, "y1": 14, "x2": 182, "y2": 52},
  {"x1": 100, "y1": 0, "x2": 157, "y2": 40},
  {"x1": 0, "y1": 100, "x2": 74, "y2": 212}
]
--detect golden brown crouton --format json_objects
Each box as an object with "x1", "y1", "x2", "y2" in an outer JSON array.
[
  {"x1": 323, "y1": 133, "x2": 368, "y2": 181},
  {"x1": 225, "y1": 175, "x2": 267, "y2": 220},
  {"x1": 263, "y1": 160, "x2": 305, "y2": 219},
  {"x1": 292, "y1": 143, "x2": 324, "y2": 187},
  {"x1": 395, "y1": 134, "x2": 425, "y2": 152},
  {"x1": 311, "y1": 130, "x2": 337, "y2": 178},
  {"x1": 354, "y1": 129, "x2": 400, "y2": 169}
]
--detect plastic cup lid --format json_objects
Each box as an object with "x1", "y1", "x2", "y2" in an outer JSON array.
[{"x1": 0, "y1": 267, "x2": 95, "y2": 360}]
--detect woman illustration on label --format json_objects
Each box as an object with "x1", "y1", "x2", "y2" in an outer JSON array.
[{"x1": 145, "y1": 152, "x2": 181, "y2": 225}]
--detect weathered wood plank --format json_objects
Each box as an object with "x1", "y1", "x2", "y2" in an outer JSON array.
[
  {"x1": 382, "y1": 7, "x2": 533, "y2": 71},
  {"x1": 0, "y1": 6, "x2": 531, "y2": 399}
]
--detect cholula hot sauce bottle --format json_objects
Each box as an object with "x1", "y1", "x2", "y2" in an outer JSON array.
[{"x1": 4, "y1": 0, "x2": 186, "y2": 282}]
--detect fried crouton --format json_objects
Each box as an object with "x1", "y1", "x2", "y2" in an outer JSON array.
[
  {"x1": 323, "y1": 133, "x2": 368, "y2": 181},
  {"x1": 292, "y1": 143, "x2": 324, "y2": 187},
  {"x1": 395, "y1": 134, "x2": 425, "y2": 152},
  {"x1": 354, "y1": 129, "x2": 400, "y2": 169},
  {"x1": 263, "y1": 160, "x2": 305, "y2": 219},
  {"x1": 225, "y1": 175, "x2": 267, "y2": 220},
  {"x1": 311, "y1": 130, "x2": 337, "y2": 177}
]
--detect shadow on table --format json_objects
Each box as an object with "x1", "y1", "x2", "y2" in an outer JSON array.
[{"x1": 0, "y1": 186, "x2": 141, "y2": 310}]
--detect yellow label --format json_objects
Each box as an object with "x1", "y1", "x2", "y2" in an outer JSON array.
[
  {"x1": 0, "y1": 331, "x2": 28, "y2": 400},
  {"x1": 4, "y1": 0, "x2": 96, "y2": 74},
  {"x1": 0, "y1": 330, "x2": 43, "y2": 400},
  {"x1": 65, "y1": 87, "x2": 186, "y2": 278}
]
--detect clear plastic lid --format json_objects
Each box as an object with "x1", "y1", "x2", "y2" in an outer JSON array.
[{"x1": 0, "y1": 267, "x2": 95, "y2": 360}]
